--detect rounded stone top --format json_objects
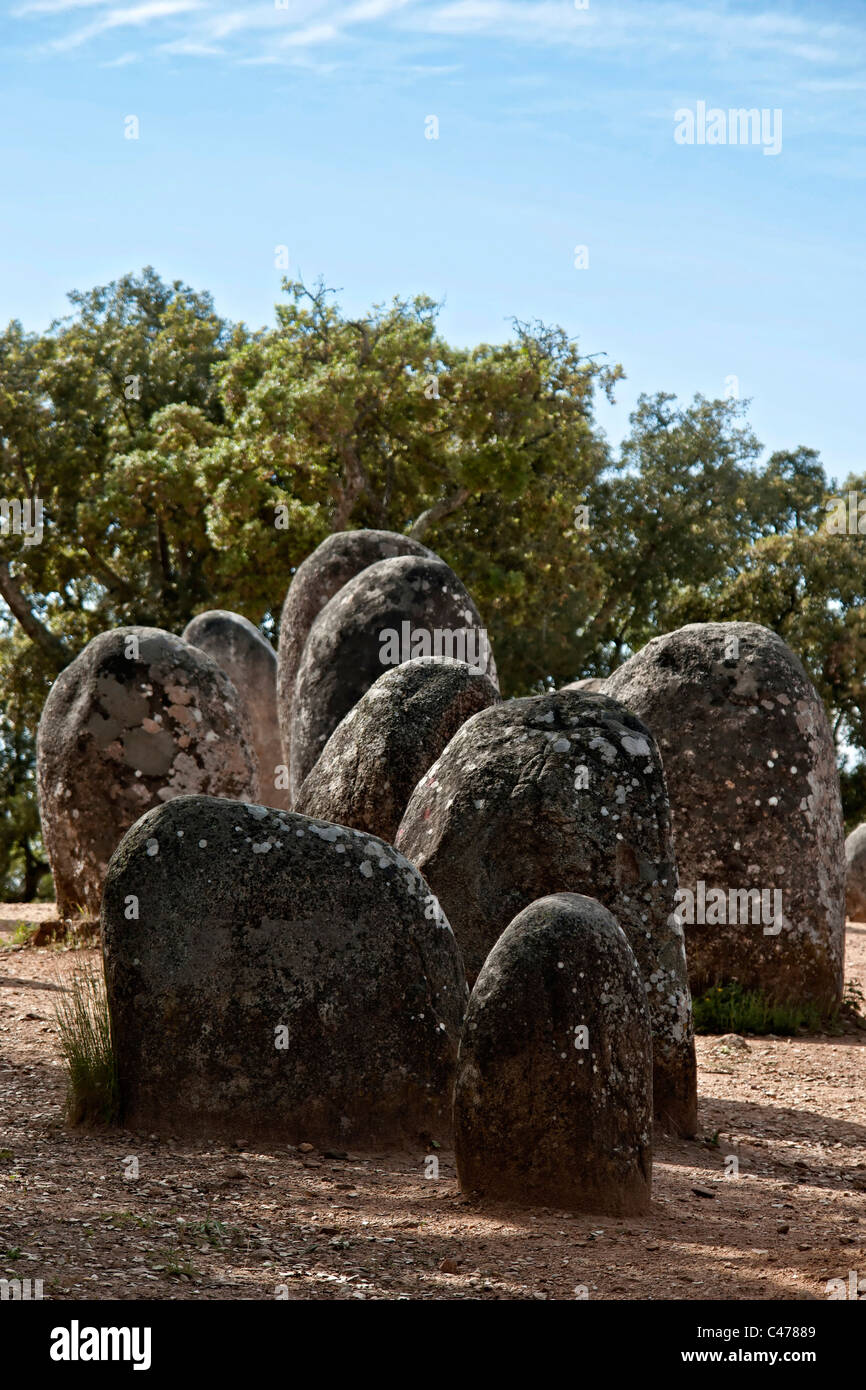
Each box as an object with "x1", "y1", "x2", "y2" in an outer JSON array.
[
  {"x1": 36, "y1": 625, "x2": 259, "y2": 916},
  {"x1": 277, "y1": 530, "x2": 437, "y2": 758},
  {"x1": 606, "y1": 621, "x2": 814, "y2": 705},
  {"x1": 295, "y1": 655, "x2": 501, "y2": 841},
  {"x1": 183, "y1": 609, "x2": 276, "y2": 659},
  {"x1": 289, "y1": 553, "x2": 496, "y2": 796}
]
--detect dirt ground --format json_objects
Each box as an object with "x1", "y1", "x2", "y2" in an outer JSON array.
[{"x1": 1, "y1": 903, "x2": 863, "y2": 1302}]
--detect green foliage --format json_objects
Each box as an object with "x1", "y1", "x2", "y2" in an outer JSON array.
[
  {"x1": 692, "y1": 982, "x2": 824, "y2": 1036},
  {"x1": 53, "y1": 961, "x2": 119, "y2": 1126},
  {"x1": 208, "y1": 284, "x2": 620, "y2": 680},
  {"x1": 185, "y1": 1219, "x2": 229, "y2": 1247},
  {"x1": 0, "y1": 723, "x2": 52, "y2": 900},
  {"x1": 841, "y1": 977, "x2": 866, "y2": 1027},
  {"x1": 159, "y1": 1253, "x2": 202, "y2": 1281},
  {"x1": 1, "y1": 267, "x2": 866, "y2": 900},
  {"x1": 9, "y1": 920, "x2": 39, "y2": 946}
]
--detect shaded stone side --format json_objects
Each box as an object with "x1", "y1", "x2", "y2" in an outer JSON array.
[
  {"x1": 101, "y1": 795, "x2": 467, "y2": 1146},
  {"x1": 276, "y1": 529, "x2": 435, "y2": 790},
  {"x1": 454, "y1": 893, "x2": 652, "y2": 1215},
  {"x1": 290, "y1": 554, "x2": 497, "y2": 800},
  {"x1": 396, "y1": 688, "x2": 697, "y2": 1134},
  {"x1": 295, "y1": 657, "x2": 501, "y2": 842}
]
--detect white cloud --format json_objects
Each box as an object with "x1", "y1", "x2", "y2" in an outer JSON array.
[
  {"x1": 100, "y1": 48, "x2": 140, "y2": 64},
  {"x1": 278, "y1": 22, "x2": 340, "y2": 48},
  {"x1": 342, "y1": 0, "x2": 412, "y2": 21},
  {"x1": 13, "y1": 0, "x2": 866, "y2": 86},
  {"x1": 49, "y1": 0, "x2": 203, "y2": 50},
  {"x1": 14, "y1": 0, "x2": 109, "y2": 14},
  {"x1": 158, "y1": 37, "x2": 223, "y2": 55}
]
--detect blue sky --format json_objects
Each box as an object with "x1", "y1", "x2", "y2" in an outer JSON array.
[{"x1": 2, "y1": 0, "x2": 864, "y2": 478}]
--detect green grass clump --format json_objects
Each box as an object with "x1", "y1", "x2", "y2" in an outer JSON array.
[
  {"x1": 185, "y1": 1219, "x2": 229, "y2": 1248},
  {"x1": 53, "y1": 961, "x2": 119, "y2": 1125},
  {"x1": 692, "y1": 981, "x2": 824, "y2": 1035},
  {"x1": 161, "y1": 1253, "x2": 201, "y2": 1281}
]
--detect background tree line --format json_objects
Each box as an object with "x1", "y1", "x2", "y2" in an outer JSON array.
[{"x1": 2, "y1": 267, "x2": 864, "y2": 899}]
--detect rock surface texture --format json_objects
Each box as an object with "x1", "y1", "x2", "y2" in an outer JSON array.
[
  {"x1": 37, "y1": 627, "x2": 258, "y2": 917},
  {"x1": 100, "y1": 795, "x2": 467, "y2": 1145},
  {"x1": 453, "y1": 892, "x2": 653, "y2": 1214},
  {"x1": 183, "y1": 609, "x2": 287, "y2": 810},
  {"x1": 845, "y1": 824, "x2": 866, "y2": 922},
  {"x1": 295, "y1": 656, "x2": 501, "y2": 842},
  {"x1": 276, "y1": 529, "x2": 434, "y2": 792},
  {"x1": 289, "y1": 554, "x2": 497, "y2": 799},
  {"x1": 605, "y1": 622, "x2": 845, "y2": 1010},
  {"x1": 559, "y1": 677, "x2": 606, "y2": 693},
  {"x1": 396, "y1": 688, "x2": 697, "y2": 1134}
]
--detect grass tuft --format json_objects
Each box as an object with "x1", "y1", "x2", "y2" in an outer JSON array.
[
  {"x1": 53, "y1": 960, "x2": 119, "y2": 1125},
  {"x1": 9, "y1": 921, "x2": 40, "y2": 946},
  {"x1": 692, "y1": 981, "x2": 824, "y2": 1035}
]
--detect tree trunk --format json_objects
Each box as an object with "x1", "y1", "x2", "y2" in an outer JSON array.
[{"x1": 21, "y1": 840, "x2": 50, "y2": 903}]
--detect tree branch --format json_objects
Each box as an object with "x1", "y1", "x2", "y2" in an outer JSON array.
[
  {"x1": 0, "y1": 558, "x2": 68, "y2": 666},
  {"x1": 407, "y1": 487, "x2": 470, "y2": 541}
]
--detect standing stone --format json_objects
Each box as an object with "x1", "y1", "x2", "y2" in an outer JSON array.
[
  {"x1": 277, "y1": 530, "x2": 435, "y2": 789},
  {"x1": 454, "y1": 893, "x2": 652, "y2": 1214},
  {"x1": 295, "y1": 657, "x2": 501, "y2": 842},
  {"x1": 183, "y1": 609, "x2": 287, "y2": 810},
  {"x1": 290, "y1": 554, "x2": 497, "y2": 800},
  {"x1": 37, "y1": 627, "x2": 258, "y2": 919},
  {"x1": 605, "y1": 622, "x2": 845, "y2": 1010},
  {"x1": 101, "y1": 795, "x2": 467, "y2": 1145},
  {"x1": 845, "y1": 824, "x2": 866, "y2": 921},
  {"x1": 396, "y1": 688, "x2": 696, "y2": 1134},
  {"x1": 560, "y1": 677, "x2": 606, "y2": 693}
]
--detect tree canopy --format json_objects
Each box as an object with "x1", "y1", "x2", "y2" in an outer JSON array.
[{"x1": 1, "y1": 267, "x2": 863, "y2": 897}]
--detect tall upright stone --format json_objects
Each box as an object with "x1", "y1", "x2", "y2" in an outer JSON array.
[
  {"x1": 183, "y1": 609, "x2": 287, "y2": 810},
  {"x1": 454, "y1": 893, "x2": 653, "y2": 1214},
  {"x1": 289, "y1": 554, "x2": 497, "y2": 800},
  {"x1": 396, "y1": 688, "x2": 697, "y2": 1134},
  {"x1": 277, "y1": 529, "x2": 435, "y2": 793},
  {"x1": 37, "y1": 627, "x2": 258, "y2": 918},
  {"x1": 605, "y1": 622, "x2": 845, "y2": 1010},
  {"x1": 845, "y1": 824, "x2": 866, "y2": 922},
  {"x1": 295, "y1": 657, "x2": 501, "y2": 842},
  {"x1": 101, "y1": 795, "x2": 467, "y2": 1145}
]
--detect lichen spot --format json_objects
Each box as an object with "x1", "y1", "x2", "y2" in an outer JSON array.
[{"x1": 621, "y1": 734, "x2": 651, "y2": 758}]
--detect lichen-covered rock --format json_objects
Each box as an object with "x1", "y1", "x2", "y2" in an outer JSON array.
[
  {"x1": 37, "y1": 627, "x2": 258, "y2": 918},
  {"x1": 277, "y1": 530, "x2": 435, "y2": 788},
  {"x1": 183, "y1": 609, "x2": 287, "y2": 811},
  {"x1": 396, "y1": 688, "x2": 696, "y2": 1134},
  {"x1": 454, "y1": 893, "x2": 652, "y2": 1214},
  {"x1": 295, "y1": 657, "x2": 501, "y2": 842},
  {"x1": 845, "y1": 824, "x2": 866, "y2": 921},
  {"x1": 605, "y1": 622, "x2": 845, "y2": 1010},
  {"x1": 290, "y1": 554, "x2": 497, "y2": 800},
  {"x1": 100, "y1": 795, "x2": 467, "y2": 1145},
  {"x1": 560, "y1": 677, "x2": 606, "y2": 693}
]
